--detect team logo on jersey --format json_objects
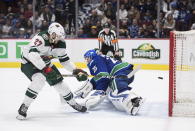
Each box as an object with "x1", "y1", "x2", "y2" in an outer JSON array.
[
  {"x1": 132, "y1": 43, "x2": 160, "y2": 59},
  {"x1": 92, "y1": 65, "x2": 97, "y2": 73}
]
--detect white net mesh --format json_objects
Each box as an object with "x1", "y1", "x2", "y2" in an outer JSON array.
[{"x1": 172, "y1": 30, "x2": 195, "y2": 116}]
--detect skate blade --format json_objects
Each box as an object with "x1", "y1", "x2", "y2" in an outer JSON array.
[
  {"x1": 16, "y1": 115, "x2": 26, "y2": 120},
  {"x1": 131, "y1": 98, "x2": 145, "y2": 116}
]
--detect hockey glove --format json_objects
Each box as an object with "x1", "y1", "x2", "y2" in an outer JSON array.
[
  {"x1": 41, "y1": 55, "x2": 53, "y2": 66},
  {"x1": 73, "y1": 69, "x2": 88, "y2": 81}
]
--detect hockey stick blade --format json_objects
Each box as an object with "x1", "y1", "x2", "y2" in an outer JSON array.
[{"x1": 127, "y1": 65, "x2": 142, "y2": 79}]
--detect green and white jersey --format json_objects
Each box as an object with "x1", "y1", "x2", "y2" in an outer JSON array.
[{"x1": 22, "y1": 31, "x2": 73, "y2": 70}]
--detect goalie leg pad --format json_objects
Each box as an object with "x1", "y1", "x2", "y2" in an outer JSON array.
[
  {"x1": 108, "y1": 89, "x2": 142, "y2": 115},
  {"x1": 74, "y1": 79, "x2": 93, "y2": 98},
  {"x1": 85, "y1": 90, "x2": 106, "y2": 109}
]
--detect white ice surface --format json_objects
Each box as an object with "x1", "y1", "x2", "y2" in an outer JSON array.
[{"x1": 0, "y1": 68, "x2": 195, "y2": 131}]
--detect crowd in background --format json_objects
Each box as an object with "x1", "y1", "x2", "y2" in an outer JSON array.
[{"x1": 0, "y1": 0, "x2": 195, "y2": 39}]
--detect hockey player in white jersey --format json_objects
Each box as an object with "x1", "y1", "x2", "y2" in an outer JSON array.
[
  {"x1": 17, "y1": 22, "x2": 88, "y2": 120},
  {"x1": 75, "y1": 49, "x2": 144, "y2": 115}
]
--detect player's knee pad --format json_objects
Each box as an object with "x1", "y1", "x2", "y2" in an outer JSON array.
[
  {"x1": 25, "y1": 73, "x2": 46, "y2": 99},
  {"x1": 85, "y1": 90, "x2": 106, "y2": 109},
  {"x1": 30, "y1": 73, "x2": 46, "y2": 92}
]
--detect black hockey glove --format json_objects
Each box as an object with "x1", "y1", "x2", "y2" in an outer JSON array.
[
  {"x1": 41, "y1": 55, "x2": 53, "y2": 66},
  {"x1": 73, "y1": 69, "x2": 88, "y2": 81}
]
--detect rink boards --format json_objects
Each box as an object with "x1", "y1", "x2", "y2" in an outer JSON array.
[{"x1": 0, "y1": 39, "x2": 169, "y2": 70}]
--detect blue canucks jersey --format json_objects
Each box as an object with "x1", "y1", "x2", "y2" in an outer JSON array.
[{"x1": 87, "y1": 55, "x2": 134, "y2": 91}]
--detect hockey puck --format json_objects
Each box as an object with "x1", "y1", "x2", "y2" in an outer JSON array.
[{"x1": 158, "y1": 77, "x2": 163, "y2": 79}]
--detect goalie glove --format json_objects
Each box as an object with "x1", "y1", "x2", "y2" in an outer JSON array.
[
  {"x1": 74, "y1": 79, "x2": 93, "y2": 98},
  {"x1": 73, "y1": 69, "x2": 88, "y2": 81}
]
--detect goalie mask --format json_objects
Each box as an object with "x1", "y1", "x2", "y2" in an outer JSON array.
[
  {"x1": 84, "y1": 49, "x2": 97, "y2": 63},
  {"x1": 48, "y1": 22, "x2": 65, "y2": 44}
]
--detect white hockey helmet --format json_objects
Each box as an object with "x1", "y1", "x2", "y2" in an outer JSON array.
[{"x1": 48, "y1": 22, "x2": 65, "y2": 43}]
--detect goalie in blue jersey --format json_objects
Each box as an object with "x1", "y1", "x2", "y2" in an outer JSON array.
[{"x1": 75, "y1": 49, "x2": 144, "y2": 115}]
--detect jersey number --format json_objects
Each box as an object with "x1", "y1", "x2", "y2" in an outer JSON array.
[{"x1": 34, "y1": 39, "x2": 42, "y2": 46}]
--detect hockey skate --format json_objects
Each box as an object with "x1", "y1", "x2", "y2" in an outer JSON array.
[
  {"x1": 130, "y1": 97, "x2": 144, "y2": 116},
  {"x1": 67, "y1": 102, "x2": 87, "y2": 112},
  {"x1": 16, "y1": 103, "x2": 29, "y2": 120}
]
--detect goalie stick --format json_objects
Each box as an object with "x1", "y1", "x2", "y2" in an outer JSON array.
[{"x1": 62, "y1": 65, "x2": 142, "y2": 79}]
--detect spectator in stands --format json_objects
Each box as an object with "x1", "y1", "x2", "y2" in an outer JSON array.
[
  {"x1": 30, "y1": 11, "x2": 42, "y2": 29},
  {"x1": 2, "y1": 19, "x2": 11, "y2": 37},
  {"x1": 96, "y1": 21, "x2": 102, "y2": 33},
  {"x1": 147, "y1": 24, "x2": 156, "y2": 38},
  {"x1": 18, "y1": 28, "x2": 28, "y2": 38},
  {"x1": 54, "y1": 3, "x2": 65, "y2": 26},
  {"x1": 41, "y1": 20, "x2": 49, "y2": 31},
  {"x1": 25, "y1": 19, "x2": 33, "y2": 32},
  {"x1": 104, "y1": 2, "x2": 116, "y2": 21},
  {"x1": 24, "y1": 4, "x2": 33, "y2": 19},
  {"x1": 89, "y1": 26, "x2": 98, "y2": 38},
  {"x1": 141, "y1": 10, "x2": 153, "y2": 26},
  {"x1": 128, "y1": 18, "x2": 139, "y2": 38},
  {"x1": 101, "y1": 14, "x2": 108, "y2": 26},
  {"x1": 107, "y1": 19, "x2": 116, "y2": 31},
  {"x1": 82, "y1": 18, "x2": 92, "y2": 36},
  {"x1": 40, "y1": 5, "x2": 55, "y2": 25},
  {"x1": 163, "y1": 14, "x2": 175, "y2": 37},
  {"x1": 66, "y1": 0, "x2": 76, "y2": 34},
  {"x1": 78, "y1": 28, "x2": 88, "y2": 38},
  {"x1": 137, "y1": 27, "x2": 145, "y2": 38},
  {"x1": 89, "y1": 9, "x2": 101, "y2": 26},
  {"x1": 119, "y1": 19, "x2": 129, "y2": 38},
  {"x1": 10, "y1": 21, "x2": 21, "y2": 38},
  {"x1": 162, "y1": 0, "x2": 172, "y2": 13},
  {"x1": 176, "y1": 3, "x2": 190, "y2": 31},
  {"x1": 119, "y1": 4, "x2": 128, "y2": 20},
  {"x1": 165, "y1": 3, "x2": 179, "y2": 20}
]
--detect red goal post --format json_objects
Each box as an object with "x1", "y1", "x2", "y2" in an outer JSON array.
[{"x1": 169, "y1": 30, "x2": 195, "y2": 117}]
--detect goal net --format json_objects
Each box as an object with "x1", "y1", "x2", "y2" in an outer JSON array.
[{"x1": 169, "y1": 30, "x2": 195, "y2": 117}]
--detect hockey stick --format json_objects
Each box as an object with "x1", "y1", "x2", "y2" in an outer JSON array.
[
  {"x1": 62, "y1": 65, "x2": 142, "y2": 79},
  {"x1": 127, "y1": 65, "x2": 142, "y2": 78}
]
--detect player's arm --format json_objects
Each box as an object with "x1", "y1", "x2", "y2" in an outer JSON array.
[
  {"x1": 55, "y1": 43, "x2": 88, "y2": 81},
  {"x1": 27, "y1": 36, "x2": 47, "y2": 70}
]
